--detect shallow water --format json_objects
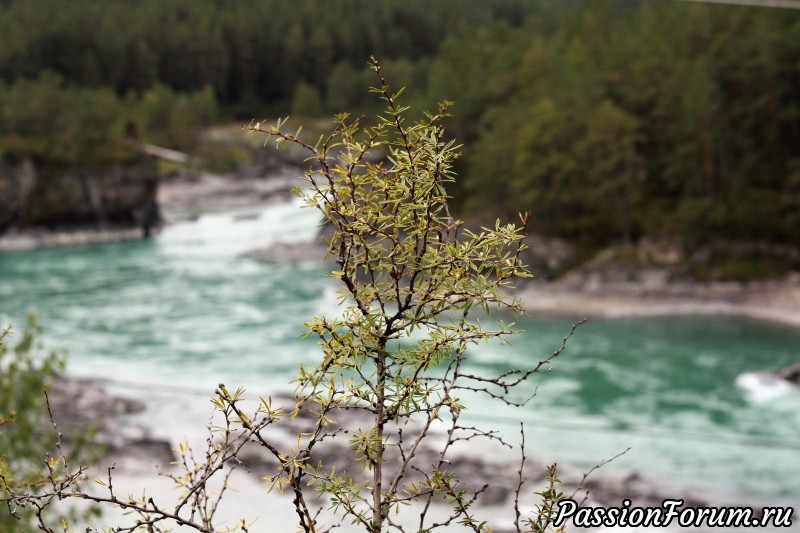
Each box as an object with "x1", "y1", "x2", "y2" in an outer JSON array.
[{"x1": 1, "y1": 199, "x2": 798, "y2": 505}]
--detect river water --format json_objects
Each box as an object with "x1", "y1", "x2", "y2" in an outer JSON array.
[{"x1": 1, "y1": 199, "x2": 799, "y2": 507}]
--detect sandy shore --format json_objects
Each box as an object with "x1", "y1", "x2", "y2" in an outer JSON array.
[
  {"x1": 0, "y1": 227, "x2": 147, "y2": 252},
  {"x1": 517, "y1": 277, "x2": 800, "y2": 328}
]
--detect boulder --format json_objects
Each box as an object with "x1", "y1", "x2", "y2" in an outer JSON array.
[{"x1": 777, "y1": 363, "x2": 800, "y2": 386}]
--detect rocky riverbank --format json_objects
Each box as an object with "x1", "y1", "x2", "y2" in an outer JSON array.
[
  {"x1": 0, "y1": 167, "x2": 301, "y2": 251},
  {"x1": 47, "y1": 374, "x2": 175, "y2": 472},
  {"x1": 241, "y1": 233, "x2": 800, "y2": 329},
  {"x1": 518, "y1": 275, "x2": 800, "y2": 328},
  {"x1": 51, "y1": 378, "x2": 790, "y2": 532},
  {"x1": 157, "y1": 167, "x2": 299, "y2": 215},
  {"x1": 0, "y1": 156, "x2": 160, "y2": 249},
  {"x1": 0, "y1": 122, "x2": 307, "y2": 252},
  {"x1": 516, "y1": 237, "x2": 800, "y2": 327}
]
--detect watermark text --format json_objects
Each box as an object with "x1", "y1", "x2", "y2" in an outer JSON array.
[{"x1": 552, "y1": 498, "x2": 794, "y2": 528}]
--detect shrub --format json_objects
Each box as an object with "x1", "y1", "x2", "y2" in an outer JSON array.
[
  {"x1": 0, "y1": 317, "x2": 86, "y2": 531},
  {"x1": 1, "y1": 59, "x2": 582, "y2": 533}
]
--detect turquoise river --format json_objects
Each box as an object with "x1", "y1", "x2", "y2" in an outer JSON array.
[{"x1": 1, "y1": 199, "x2": 799, "y2": 508}]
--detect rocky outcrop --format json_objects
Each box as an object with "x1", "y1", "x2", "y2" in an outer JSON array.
[
  {"x1": 241, "y1": 240, "x2": 328, "y2": 263},
  {"x1": 158, "y1": 169, "x2": 297, "y2": 213},
  {"x1": 241, "y1": 220, "x2": 333, "y2": 263},
  {"x1": 232, "y1": 394, "x2": 764, "y2": 527},
  {"x1": 0, "y1": 156, "x2": 160, "y2": 241},
  {"x1": 777, "y1": 363, "x2": 800, "y2": 387},
  {"x1": 47, "y1": 374, "x2": 174, "y2": 469},
  {"x1": 0, "y1": 158, "x2": 37, "y2": 235}
]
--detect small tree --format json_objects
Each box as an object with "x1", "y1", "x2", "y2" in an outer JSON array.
[
  {"x1": 1, "y1": 59, "x2": 582, "y2": 533},
  {"x1": 248, "y1": 59, "x2": 539, "y2": 533},
  {"x1": 0, "y1": 317, "x2": 101, "y2": 531}
]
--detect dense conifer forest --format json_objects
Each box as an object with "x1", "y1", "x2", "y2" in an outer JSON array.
[{"x1": 1, "y1": 0, "x2": 799, "y2": 251}]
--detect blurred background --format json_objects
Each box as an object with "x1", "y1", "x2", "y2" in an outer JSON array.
[
  {"x1": 2, "y1": 0, "x2": 800, "y2": 255},
  {"x1": 1, "y1": 0, "x2": 800, "y2": 530}
]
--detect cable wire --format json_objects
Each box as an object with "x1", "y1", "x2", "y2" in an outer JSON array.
[{"x1": 673, "y1": 0, "x2": 800, "y2": 9}]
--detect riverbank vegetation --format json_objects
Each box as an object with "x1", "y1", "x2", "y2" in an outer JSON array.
[
  {"x1": 0, "y1": 319, "x2": 102, "y2": 531},
  {"x1": 0, "y1": 320, "x2": 62, "y2": 531},
  {"x1": 1, "y1": 0, "x2": 799, "y2": 272}
]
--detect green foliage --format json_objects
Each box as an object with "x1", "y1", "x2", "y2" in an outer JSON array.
[
  {"x1": 689, "y1": 248, "x2": 797, "y2": 282},
  {"x1": 0, "y1": 75, "x2": 217, "y2": 168},
  {"x1": 0, "y1": 0, "x2": 541, "y2": 109},
  {"x1": 0, "y1": 73, "x2": 133, "y2": 166},
  {"x1": 135, "y1": 84, "x2": 218, "y2": 151},
  {"x1": 326, "y1": 61, "x2": 368, "y2": 113},
  {"x1": 0, "y1": 319, "x2": 102, "y2": 531},
  {"x1": 3, "y1": 0, "x2": 799, "y2": 253},
  {"x1": 526, "y1": 465, "x2": 564, "y2": 533},
  {"x1": 0, "y1": 317, "x2": 63, "y2": 530},
  {"x1": 249, "y1": 59, "x2": 540, "y2": 532},
  {"x1": 436, "y1": 2, "x2": 800, "y2": 249},
  {"x1": 291, "y1": 82, "x2": 323, "y2": 118},
  {"x1": 195, "y1": 143, "x2": 256, "y2": 175}
]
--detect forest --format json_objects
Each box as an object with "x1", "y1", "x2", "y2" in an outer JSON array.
[{"x1": 1, "y1": 0, "x2": 799, "y2": 252}]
